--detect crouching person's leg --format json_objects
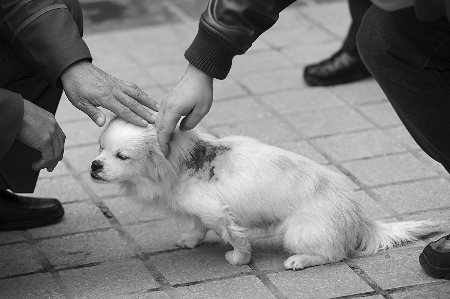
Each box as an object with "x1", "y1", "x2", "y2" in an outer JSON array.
[{"x1": 357, "y1": 5, "x2": 450, "y2": 280}]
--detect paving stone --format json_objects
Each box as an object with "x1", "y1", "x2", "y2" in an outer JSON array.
[
  {"x1": 267, "y1": 262, "x2": 373, "y2": 299},
  {"x1": 60, "y1": 119, "x2": 103, "y2": 147},
  {"x1": 328, "y1": 80, "x2": 386, "y2": 105},
  {"x1": 0, "y1": 231, "x2": 27, "y2": 245},
  {"x1": 27, "y1": 201, "x2": 111, "y2": 239},
  {"x1": 300, "y1": 1, "x2": 349, "y2": 38},
  {"x1": 55, "y1": 93, "x2": 91, "y2": 124},
  {"x1": 146, "y1": 62, "x2": 188, "y2": 85},
  {"x1": 203, "y1": 97, "x2": 272, "y2": 127},
  {"x1": 103, "y1": 196, "x2": 166, "y2": 225},
  {"x1": 230, "y1": 50, "x2": 293, "y2": 75},
  {"x1": 261, "y1": 25, "x2": 333, "y2": 48},
  {"x1": 32, "y1": 175, "x2": 89, "y2": 203},
  {"x1": 386, "y1": 126, "x2": 421, "y2": 150},
  {"x1": 213, "y1": 78, "x2": 248, "y2": 101},
  {"x1": 38, "y1": 161, "x2": 70, "y2": 179},
  {"x1": 0, "y1": 273, "x2": 64, "y2": 299},
  {"x1": 372, "y1": 179, "x2": 450, "y2": 214},
  {"x1": 115, "y1": 291, "x2": 172, "y2": 299},
  {"x1": 212, "y1": 117, "x2": 299, "y2": 144},
  {"x1": 311, "y1": 129, "x2": 405, "y2": 162},
  {"x1": 286, "y1": 107, "x2": 374, "y2": 138},
  {"x1": 239, "y1": 67, "x2": 305, "y2": 94},
  {"x1": 149, "y1": 245, "x2": 251, "y2": 285},
  {"x1": 353, "y1": 247, "x2": 441, "y2": 290},
  {"x1": 281, "y1": 41, "x2": 342, "y2": 66},
  {"x1": 276, "y1": 140, "x2": 329, "y2": 165},
  {"x1": 176, "y1": 275, "x2": 276, "y2": 299},
  {"x1": 125, "y1": 218, "x2": 221, "y2": 254},
  {"x1": 358, "y1": 102, "x2": 402, "y2": 127},
  {"x1": 416, "y1": 151, "x2": 449, "y2": 175},
  {"x1": 353, "y1": 296, "x2": 384, "y2": 299},
  {"x1": 39, "y1": 230, "x2": 134, "y2": 269},
  {"x1": 64, "y1": 144, "x2": 99, "y2": 173},
  {"x1": 250, "y1": 241, "x2": 290, "y2": 271},
  {"x1": 355, "y1": 190, "x2": 394, "y2": 220},
  {"x1": 260, "y1": 88, "x2": 345, "y2": 115},
  {"x1": 0, "y1": 243, "x2": 43, "y2": 278},
  {"x1": 141, "y1": 85, "x2": 168, "y2": 103},
  {"x1": 59, "y1": 259, "x2": 158, "y2": 298},
  {"x1": 342, "y1": 154, "x2": 438, "y2": 187},
  {"x1": 390, "y1": 282, "x2": 450, "y2": 299}
]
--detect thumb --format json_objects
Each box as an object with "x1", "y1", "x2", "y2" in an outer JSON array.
[{"x1": 81, "y1": 105, "x2": 106, "y2": 127}]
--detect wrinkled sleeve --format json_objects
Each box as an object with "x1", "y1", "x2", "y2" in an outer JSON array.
[
  {"x1": 185, "y1": 0, "x2": 295, "y2": 79},
  {"x1": 0, "y1": 0, "x2": 92, "y2": 88}
]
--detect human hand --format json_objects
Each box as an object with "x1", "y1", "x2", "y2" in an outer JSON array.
[
  {"x1": 156, "y1": 63, "x2": 213, "y2": 156},
  {"x1": 16, "y1": 99, "x2": 65, "y2": 172},
  {"x1": 61, "y1": 59, "x2": 159, "y2": 127},
  {"x1": 370, "y1": 0, "x2": 414, "y2": 11}
]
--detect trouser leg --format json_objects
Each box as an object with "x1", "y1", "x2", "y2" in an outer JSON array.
[
  {"x1": 341, "y1": 0, "x2": 372, "y2": 58},
  {"x1": 0, "y1": 0, "x2": 84, "y2": 192},
  {"x1": 357, "y1": 6, "x2": 450, "y2": 172}
]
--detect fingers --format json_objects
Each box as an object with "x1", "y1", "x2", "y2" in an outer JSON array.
[
  {"x1": 121, "y1": 81, "x2": 159, "y2": 112},
  {"x1": 179, "y1": 106, "x2": 209, "y2": 132},
  {"x1": 156, "y1": 109, "x2": 180, "y2": 157},
  {"x1": 115, "y1": 91, "x2": 156, "y2": 126},
  {"x1": 76, "y1": 101, "x2": 107, "y2": 127},
  {"x1": 32, "y1": 127, "x2": 65, "y2": 172}
]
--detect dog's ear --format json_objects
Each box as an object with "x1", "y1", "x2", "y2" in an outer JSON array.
[{"x1": 145, "y1": 146, "x2": 175, "y2": 183}]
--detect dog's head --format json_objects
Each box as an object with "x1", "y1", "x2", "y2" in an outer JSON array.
[{"x1": 90, "y1": 117, "x2": 167, "y2": 184}]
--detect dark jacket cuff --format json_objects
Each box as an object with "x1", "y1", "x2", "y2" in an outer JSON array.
[{"x1": 185, "y1": 22, "x2": 244, "y2": 80}]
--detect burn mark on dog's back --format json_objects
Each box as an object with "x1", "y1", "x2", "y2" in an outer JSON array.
[{"x1": 186, "y1": 141, "x2": 230, "y2": 180}]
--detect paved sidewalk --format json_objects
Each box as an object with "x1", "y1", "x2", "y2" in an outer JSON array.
[{"x1": 1, "y1": 0, "x2": 450, "y2": 298}]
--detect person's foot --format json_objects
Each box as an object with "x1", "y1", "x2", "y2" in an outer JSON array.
[
  {"x1": 419, "y1": 234, "x2": 450, "y2": 280},
  {"x1": 303, "y1": 50, "x2": 371, "y2": 87},
  {"x1": 0, "y1": 190, "x2": 64, "y2": 231}
]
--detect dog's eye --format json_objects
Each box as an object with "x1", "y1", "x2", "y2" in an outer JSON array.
[{"x1": 116, "y1": 152, "x2": 129, "y2": 160}]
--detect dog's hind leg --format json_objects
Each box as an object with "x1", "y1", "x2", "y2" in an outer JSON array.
[
  {"x1": 176, "y1": 216, "x2": 209, "y2": 249},
  {"x1": 280, "y1": 213, "x2": 347, "y2": 270}
]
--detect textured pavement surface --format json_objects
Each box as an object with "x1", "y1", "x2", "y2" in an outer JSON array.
[{"x1": 1, "y1": 0, "x2": 450, "y2": 298}]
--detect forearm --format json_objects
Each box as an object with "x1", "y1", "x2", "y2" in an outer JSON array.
[{"x1": 185, "y1": 0, "x2": 295, "y2": 79}]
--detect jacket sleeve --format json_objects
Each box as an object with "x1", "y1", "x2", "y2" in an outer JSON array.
[
  {"x1": 0, "y1": 0, "x2": 92, "y2": 88},
  {"x1": 185, "y1": 0, "x2": 295, "y2": 79},
  {"x1": 0, "y1": 88, "x2": 23, "y2": 161}
]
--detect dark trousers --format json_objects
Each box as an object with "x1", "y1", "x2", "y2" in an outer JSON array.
[
  {"x1": 0, "y1": 0, "x2": 83, "y2": 193},
  {"x1": 341, "y1": 0, "x2": 372, "y2": 58},
  {"x1": 357, "y1": 6, "x2": 450, "y2": 173}
]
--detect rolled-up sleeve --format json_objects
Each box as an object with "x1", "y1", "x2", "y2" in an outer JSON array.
[{"x1": 0, "y1": 0, "x2": 92, "y2": 88}]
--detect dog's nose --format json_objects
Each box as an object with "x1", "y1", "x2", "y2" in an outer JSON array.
[{"x1": 91, "y1": 160, "x2": 103, "y2": 172}]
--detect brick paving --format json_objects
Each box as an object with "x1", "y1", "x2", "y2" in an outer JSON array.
[{"x1": 1, "y1": 0, "x2": 450, "y2": 298}]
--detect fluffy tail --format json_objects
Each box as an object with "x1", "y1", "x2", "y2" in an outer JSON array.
[{"x1": 358, "y1": 220, "x2": 441, "y2": 255}]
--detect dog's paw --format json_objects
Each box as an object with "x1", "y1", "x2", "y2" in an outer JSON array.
[
  {"x1": 284, "y1": 254, "x2": 328, "y2": 270},
  {"x1": 175, "y1": 235, "x2": 203, "y2": 249},
  {"x1": 225, "y1": 250, "x2": 251, "y2": 265}
]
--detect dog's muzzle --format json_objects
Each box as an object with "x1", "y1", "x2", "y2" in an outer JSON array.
[{"x1": 90, "y1": 160, "x2": 104, "y2": 180}]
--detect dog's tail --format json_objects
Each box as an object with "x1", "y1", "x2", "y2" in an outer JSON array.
[{"x1": 357, "y1": 220, "x2": 441, "y2": 255}]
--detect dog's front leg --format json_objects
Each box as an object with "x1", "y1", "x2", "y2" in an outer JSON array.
[{"x1": 176, "y1": 216, "x2": 209, "y2": 249}]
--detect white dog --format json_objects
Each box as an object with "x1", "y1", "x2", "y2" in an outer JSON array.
[{"x1": 91, "y1": 117, "x2": 440, "y2": 270}]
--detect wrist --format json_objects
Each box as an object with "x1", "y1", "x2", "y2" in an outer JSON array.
[
  {"x1": 186, "y1": 63, "x2": 213, "y2": 85},
  {"x1": 60, "y1": 59, "x2": 91, "y2": 84}
]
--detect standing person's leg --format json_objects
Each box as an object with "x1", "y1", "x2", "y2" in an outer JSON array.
[
  {"x1": 304, "y1": 0, "x2": 372, "y2": 86},
  {"x1": 357, "y1": 6, "x2": 450, "y2": 280}
]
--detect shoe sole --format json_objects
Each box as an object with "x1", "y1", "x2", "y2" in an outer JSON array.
[
  {"x1": 419, "y1": 252, "x2": 450, "y2": 280},
  {"x1": 304, "y1": 71, "x2": 372, "y2": 87},
  {"x1": 0, "y1": 208, "x2": 65, "y2": 231}
]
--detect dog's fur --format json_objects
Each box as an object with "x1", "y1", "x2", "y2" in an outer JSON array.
[{"x1": 91, "y1": 118, "x2": 440, "y2": 270}]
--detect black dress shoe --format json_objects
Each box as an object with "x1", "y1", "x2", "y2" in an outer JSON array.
[
  {"x1": 304, "y1": 50, "x2": 371, "y2": 87},
  {"x1": 0, "y1": 190, "x2": 64, "y2": 231},
  {"x1": 419, "y1": 234, "x2": 450, "y2": 280}
]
